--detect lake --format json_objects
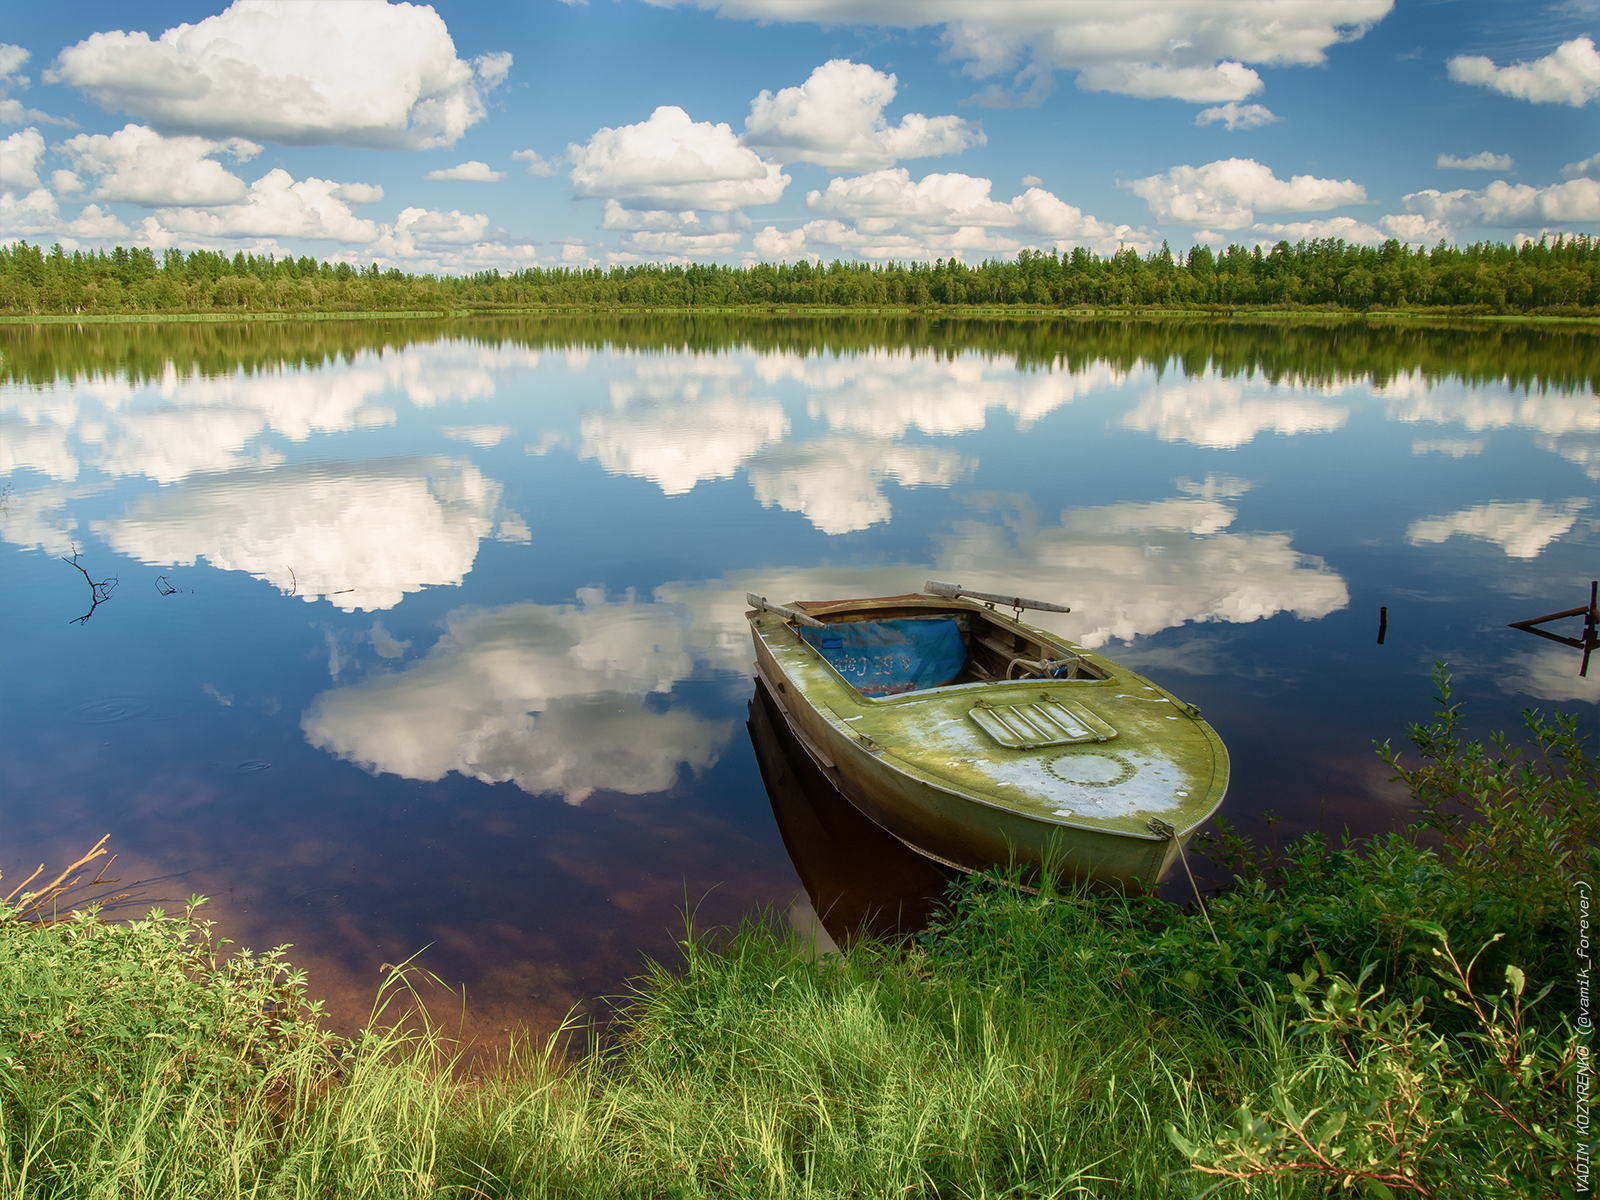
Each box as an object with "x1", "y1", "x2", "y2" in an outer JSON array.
[{"x1": 2, "y1": 314, "x2": 1595, "y2": 1041}]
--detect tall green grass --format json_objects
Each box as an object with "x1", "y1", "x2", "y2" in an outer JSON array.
[{"x1": 2, "y1": 671, "x2": 1589, "y2": 1197}]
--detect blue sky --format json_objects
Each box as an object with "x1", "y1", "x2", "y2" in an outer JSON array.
[{"x1": 1, "y1": 0, "x2": 1596, "y2": 272}]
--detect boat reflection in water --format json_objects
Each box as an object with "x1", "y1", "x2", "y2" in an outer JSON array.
[{"x1": 748, "y1": 676, "x2": 956, "y2": 950}]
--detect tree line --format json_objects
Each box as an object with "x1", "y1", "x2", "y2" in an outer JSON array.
[
  {"x1": 4, "y1": 311, "x2": 1594, "y2": 398},
  {"x1": 0, "y1": 234, "x2": 1597, "y2": 315}
]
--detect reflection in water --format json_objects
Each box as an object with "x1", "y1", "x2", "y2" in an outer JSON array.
[
  {"x1": 1381, "y1": 371, "x2": 1600, "y2": 479},
  {"x1": 748, "y1": 676, "x2": 952, "y2": 947},
  {"x1": 95, "y1": 457, "x2": 514, "y2": 612},
  {"x1": 1121, "y1": 376, "x2": 1350, "y2": 447},
  {"x1": 1, "y1": 313, "x2": 1593, "y2": 1048},
  {"x1": 302, "y1": 590, "x2": 735, "y2": 803},
  {"x1": 1406, "y1": 498, "x2": 1591, "y2": 560}
]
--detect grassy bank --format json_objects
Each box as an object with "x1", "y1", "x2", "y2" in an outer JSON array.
[{"x1": 2, "y1": 670, "x2": 1592, "y2": 1198}]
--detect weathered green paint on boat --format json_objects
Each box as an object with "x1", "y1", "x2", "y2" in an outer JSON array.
[{"x1": 748, "y1": 592, "x2": 1229, "y2": 890}]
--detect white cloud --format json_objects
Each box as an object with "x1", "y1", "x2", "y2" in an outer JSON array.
[
  {"x1": 51, "y1": 170, "x2": 83, "y2": 195},
  {"x1": 1562, "y1": 152, "x2": 1600, "y2": 181},
  {"x1": 1021, "y1": 174, "x2": 1042, "y2": 187},
  {"x1": 144, "y1": 168, "x2": 379, "y2": 242},
  {"x1": 0, "y1": 187, "x2": 130, "y2": 241},
  {"x1": 0, "y1": 127, "x2": 43, "y2": 190},
  {"x1": 656, "y1": 1, "x2": 1393, "y2": 103},
  {"x1": 1378, "y1": 212, "x2": 1450, "y2": 244},
  {"x1": 751, "y1": 224, "x2": 814, "y2": 261},
  {"x1": 0, "y1": 45, "x2": 74, "y2": 127},
  {"x1": 1247, "y1": 216, "x2": 1386, "y2": 244},
  {"x1": 425, "y1": 160, "x2": 505, "y2": 182},
  {"x1": 1401, "y1": 179, "x2": 1600, "y2": 228},
  {"x1": 1075, "y1": 61, "x2": 1264, "y2": 103},
  {"x1": 1122, "y1": 376, "x2": 1350, "y2": 447},
  {"x1": 742, "y1": 59, "x2": 983, "y2": 170},
  {"x1": 512, "y1": 149, "x2": 559, "y2": 177},
  {"x1": 1128, "y1": 158, "x2": 1367, "y2": 228},
  {"x1": 1436, "y1": 151, "x2": 1514, "y2": 171},
  {"x1": 569, "y1": 105, "x2": 788, "y2": 212},
  {"x1": 1405, "y1": 498, "x2": 1589, "y2": 559},
  {"x1": 95, "y1": 456, "x2": 502, "y2": 612},
  {"x1": 798, "y1": 169, "x2": 1151, "y2": 259},
  {"x1": 58, "y1": 123, "x2": 261, "y2": 206},
  {"x1": 48, "y1": 0, "x2": 506, "y2": 149},
  {"x1": 300, "y1": 593, "x2": 734, "y2": 804},
  {"x1": 1448, "y1": 36, "x2": 1600, "y2": 107},
  {"x1": 1193, "y1": 102, "x2": 1280, "y2": 131},
  {"x1": 333, "y1": 181, "x2": 384, "y2": 204}
]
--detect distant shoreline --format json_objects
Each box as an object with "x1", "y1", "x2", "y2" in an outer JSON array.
[{"x1": 4, "y1": 305, "x2": 1597, "y2": 326}]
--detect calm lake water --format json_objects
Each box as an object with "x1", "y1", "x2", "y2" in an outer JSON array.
[{"x1": 2, "y1": 315, "x2": 1596, "y2": 1040}]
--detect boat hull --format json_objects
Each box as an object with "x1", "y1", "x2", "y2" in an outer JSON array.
[{"x1": 749, "y1": 596, "x2": 1228, "y2": 891}]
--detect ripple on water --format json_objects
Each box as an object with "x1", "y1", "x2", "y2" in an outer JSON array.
[
  {"x1": 291, "y1": 887, "x2": 349, "y2": 914},
  {"x1": 235, "y1": 760, "x2": 272, "y2": 774},
  {"x1": 69, "y1": 698, "x2": 151, "y2": 724}
]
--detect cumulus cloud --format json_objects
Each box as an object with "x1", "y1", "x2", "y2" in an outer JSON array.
[
  {"x1": 1401, "y1": 179, "x2": 1600, "y2": 228},
  {"x1": 57, "y1": 123, "x2": 261, "y2": 206},
  {"x1": 655, "y1": 1, "x2": 1393, "y2": 103},
  {"x1": 0, "y1": 45, "x2": 74, "y2": 127},
  {"x1": 1122, "y1": 376, "x2": 1350, "y2": 448},
  {"x1": 1405, "y1": 498, "x2": 1590, "y2": 559},
  {"x1": 569, "y1": 105, "x2": 788, "y2": 212},
  {"x1": 1128, "y1": 158, "x2": 1367, "y2": 228},
  {"x1": 1246, "y1": 216, "x2": 1386, "y2": 244},
  {"x1": 0, "y1": 187, "x2": 130, "y2": 241},
  {"x1": 142, "y1": 168, "x2": 380, "y2": 242},
  {"x1": 301, "y1": 592, "x2": 734, "y2": 803},
  {"x1": 1378, "y1": 212, "x2": 1450, "y2": 244},
  {"x1": 1436, "y1": 151, "x2": 1514, "y2": 171},
  {"x1": 0, "y1": 127, "x2": 43, "y2": 190},
  {"x1": 789, "y1": 168, "x2": 1152, "y2": 259},
  {"x1": 512, "y1": 149, "x2": 559, "y2": 176},
  {"x1": 425, "y1": 160, "x2": 505, "y2": 182},
  {"x1": 1562, "y1": 152, "x2": 1600, "y2": 181},
  {"x1": 1498, "y1": 644, "x2": 1600, "y2": 704},
  {"x1": 95, "y1": 456, "x2": 503, "y2": 612},
  {"x1": 1193, "y1": 102, "x2": 1280, "y2": 131},
  {"x1": 1447, "y1": 36, "x2": 1600, "y2": 107},
  {"x1": 47, "y1": 0, "x2": 507, "y2": 149},
  {"x1": 742, "y1": 59, "x2": 983, "y2": 170}
]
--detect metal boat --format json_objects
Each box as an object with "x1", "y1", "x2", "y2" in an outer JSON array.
[{"x1": 746, "y1": 581, "x2": 1229, "y2": 890}]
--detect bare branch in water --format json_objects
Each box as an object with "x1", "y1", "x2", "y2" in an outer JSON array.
[
  {"x1": 62, "y1": 544, "x2": 118, "y2": 624},
  {"x1": 155, "y1": 575, "x2": 178, "y2": 596}
]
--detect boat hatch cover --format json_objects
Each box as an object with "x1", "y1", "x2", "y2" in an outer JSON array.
[{"x1": 968, "y1": 698, "x2": 1117, "y2": 749}]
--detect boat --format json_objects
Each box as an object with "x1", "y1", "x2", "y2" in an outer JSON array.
[{"x1": 746, "y1": 581, "x2": 1229, "y2": 890}]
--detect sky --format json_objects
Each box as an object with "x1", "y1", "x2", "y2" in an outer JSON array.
[{"x1": 0, "y1": 0, "x2": 1597, "y2": 274}]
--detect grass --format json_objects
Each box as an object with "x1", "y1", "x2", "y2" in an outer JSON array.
[{"x1": 1, "y1": 668, "x2": 1591, "y2": 1197}]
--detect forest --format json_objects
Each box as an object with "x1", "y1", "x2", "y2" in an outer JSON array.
[{"x1": 0, "y1": 234, "x2": 1597, "y2": 315}]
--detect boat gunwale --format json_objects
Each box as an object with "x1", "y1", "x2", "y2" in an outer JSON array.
[
  {"x1": 774, "y1": 595, "x2": 1118, "y2": 706},
  {"x1": 750, "y1": 605, "x2": 1229, "y2": 842}
]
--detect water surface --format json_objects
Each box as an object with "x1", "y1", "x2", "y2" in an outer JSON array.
[{"x1": 2, "y1": 315, "x2": 1595, "y2": 1040}]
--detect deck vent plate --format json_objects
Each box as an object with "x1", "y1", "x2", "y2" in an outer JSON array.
[{"x1": 967, "y1": 699, "x2": 1117, "y2": 749}]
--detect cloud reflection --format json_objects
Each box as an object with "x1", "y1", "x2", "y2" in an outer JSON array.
[
  {"x1": 301, "y1": 589, "x2": 734, "y2": 803},
  {"x1": 95, "y1": 456, "x2": 507, "y2": 611},
  {"x1": 1121, "y1": 377, "x2": 1350, "y2": 447},
  {"x1": 1380, "y1": 371, "x2": 1600, "y2": 479},
  {"x1": 1405, "y1": 498, "x2": 1590, "y2": 559},
  {"x1": 658, "y1": 483, "x2": 1348, "y2": 669}
]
